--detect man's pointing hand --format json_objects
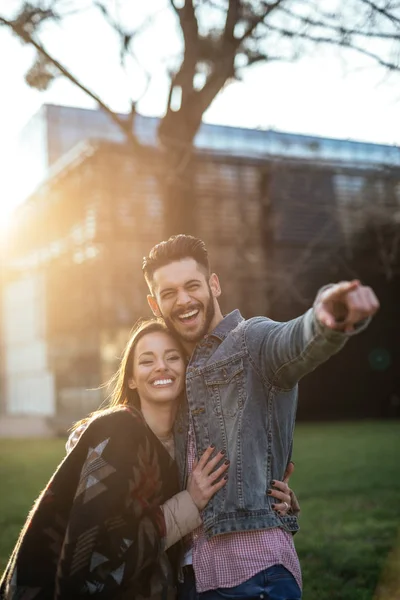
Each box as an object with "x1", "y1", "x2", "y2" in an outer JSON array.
[{"x1": 315, "y1": 280, "x2": 380, "y2": 333}]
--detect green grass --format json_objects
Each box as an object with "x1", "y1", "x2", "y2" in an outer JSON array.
[
  {"x1": 0, "y1": 422, "x2": 399, "y2": 599},
  {"x1": 291, "y1": 421, "x2": 400, "y2": 600},
  {"x1": 0, "y1": 438, "x2": 66, "y2": 574}
]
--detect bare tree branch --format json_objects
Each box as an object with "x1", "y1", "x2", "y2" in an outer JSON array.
[
  {"x1": 93, "y1": 1, "x2": 153, "y2": 109},
  {"x1": 168, "y1": 0, "x2": 181, "y2": 18},
  {"x1": 277, "y1": 4, "x2": 400, "y2": 40},
  {"x1": 169, "y1": 0, "x2": 199, "y2": 42},
  {"x1": 94, "y1": 1, "x2": 131, "y2": 64},
  {"x1": 266, "y1": 21, "x2": 400, "y2": 70},
  {"x1": 0, "y1": 13, "x2": 141, "y2": 148},
  {"x1": 2, "y1": 0, "x2": 400, "y2": 239},
  {"x1": 224, "y1": 0, "x2": 240, "y2": 41},
  {"x1": 238, "y1": 0, "x2": 286, "y2": 44},
  {"x1": 195, "y1": 55, "x2": 235, "y2": 113},
  {"x1": 164, "y1": 0, "x2": 200, "y2": 117},
  {"x1": 359, "y1": 0, "x2": 400, "y2": 26},
  {"x1": 244, "y1": 51, "x2": 289, "y2": 66}
]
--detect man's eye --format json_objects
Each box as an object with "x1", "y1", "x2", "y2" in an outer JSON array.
[{"x1": 187, "y1": 284, "x2": 199, "y2": 291}]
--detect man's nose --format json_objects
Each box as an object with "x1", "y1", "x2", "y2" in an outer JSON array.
[{"x1": 176, "y1": 289, "x2": 191, "y2": 306}]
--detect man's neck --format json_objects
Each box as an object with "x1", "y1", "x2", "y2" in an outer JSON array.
[{"x1": 182, "y1": 340, "x2": 197, "y2": 357}]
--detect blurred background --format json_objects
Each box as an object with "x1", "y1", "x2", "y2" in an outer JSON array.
[
  {"x1": 0, "y1": 0, "x2": 400, "y2": 434},
  {"x1": 0, "y1": 2, "x2": 400, "y2": 598}
]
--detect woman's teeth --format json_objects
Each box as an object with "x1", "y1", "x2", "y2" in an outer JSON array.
[{"x1": 153, "y1": 379, "x2": 173, "y2": 386}]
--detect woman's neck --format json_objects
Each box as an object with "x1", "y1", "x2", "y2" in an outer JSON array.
[{"x1": 140, "y1": 400, "x2": 178, "y2": 440}]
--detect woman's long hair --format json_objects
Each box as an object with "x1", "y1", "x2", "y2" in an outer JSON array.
[{"x1": 71, "y1": 318, "x2": 184, "y2": 431}]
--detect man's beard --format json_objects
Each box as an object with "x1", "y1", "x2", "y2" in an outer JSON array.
[{"x1": 162, "y1": 287, "x2": 216, "y2": 343}]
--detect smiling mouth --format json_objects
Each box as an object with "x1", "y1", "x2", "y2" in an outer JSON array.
[
  {"x1": 152, "y1": 378, "x2": 174, "y2": 387},
  {"x1": 177, "y1": 309, "x2": 200, "y2": 322}
]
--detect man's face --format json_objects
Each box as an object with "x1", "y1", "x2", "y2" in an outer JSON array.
[{"x1": 148, "y1": 258, "x2": 222, "y2": 344}]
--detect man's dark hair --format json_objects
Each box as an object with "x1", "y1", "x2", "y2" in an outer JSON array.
[{"x1": 142, "y1": 234, "x2": 210, "y2": 289}]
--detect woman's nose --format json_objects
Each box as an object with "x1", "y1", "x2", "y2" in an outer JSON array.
[{"x1": 154, "y1": 360, "x2": 169, "y2": 372}]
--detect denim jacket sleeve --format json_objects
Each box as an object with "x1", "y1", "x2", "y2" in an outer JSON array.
[{"x1": 245, "y1": 307, "x2": 368, "y2": 391}]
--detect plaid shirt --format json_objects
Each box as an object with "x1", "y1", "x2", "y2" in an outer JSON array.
[{"x1": 186, "y1": 423, "x2": 302, "y2": 592}]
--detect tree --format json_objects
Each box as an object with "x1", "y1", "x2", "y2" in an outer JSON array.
[{"x1": 1, "y1": 0, "x2": 400, "y2": 235}]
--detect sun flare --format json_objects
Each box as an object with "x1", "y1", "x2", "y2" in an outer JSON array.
[{"x1": 0, "y1": 192, "x2": 19, "y2": 237}]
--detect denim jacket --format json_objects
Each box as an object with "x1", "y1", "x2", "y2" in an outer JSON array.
[{"x1": 174, "y1": 306, "x2": 365, "y2": 539}]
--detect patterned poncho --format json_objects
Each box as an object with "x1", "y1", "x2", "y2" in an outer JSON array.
[{"x1": 0, "y1": 407, "x2": 181, "y2": 600}]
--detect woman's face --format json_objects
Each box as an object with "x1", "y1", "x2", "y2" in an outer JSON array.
[{"x1": 128, "y1": 331, "x2": 186, "y2": 407}]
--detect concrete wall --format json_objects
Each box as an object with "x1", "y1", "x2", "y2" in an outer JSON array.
[{"x1": 2, "y1": 274, "x2": 55, "y2": 416}]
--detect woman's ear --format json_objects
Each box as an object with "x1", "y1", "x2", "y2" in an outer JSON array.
[{"x1": 128, "y1": 378, "x2": 137, "y2": 390}]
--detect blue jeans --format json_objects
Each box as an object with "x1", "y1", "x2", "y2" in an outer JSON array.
[{"x1": 177, "y1": 565, "x2": 301, "y2": 600}]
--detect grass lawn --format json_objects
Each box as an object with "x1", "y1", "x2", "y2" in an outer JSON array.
[{"x1": 0, "y1": 421, "x2": 399, "y2": 599}]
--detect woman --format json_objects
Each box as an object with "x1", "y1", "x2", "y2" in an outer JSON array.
[
  {"x1": 0, "y1": 319, "x2": 229, "y2": 600},
  {"x1": 1, "y1": 319, "x2": 296, "y2": 600}
]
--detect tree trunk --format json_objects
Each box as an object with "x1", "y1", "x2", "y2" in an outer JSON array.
[
  {"x1": 161, "y1": 148, "x2": 197, "y2": 238},
  {"x1": 158, "y1": 109, "x2": 201, "y2": 238}
]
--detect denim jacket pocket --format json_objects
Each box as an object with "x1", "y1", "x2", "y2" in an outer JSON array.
[{"x1": 204, "y1": 358, "x2": 245, "y2": 417}]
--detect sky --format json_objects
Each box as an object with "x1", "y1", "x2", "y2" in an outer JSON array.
[{"x1": 1, "y1": 0, "x2": 400, "y2": 228}]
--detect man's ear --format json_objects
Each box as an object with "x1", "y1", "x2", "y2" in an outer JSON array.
[
  {"x1": 209, "y1": 273, "x2": 221, "y2": 298},
  {"x1": 147, "y1": 294, "x2": 162, "y2": 317},
  {"x1": 128, "y1": 378, "x2": 137, "y2": 390}
]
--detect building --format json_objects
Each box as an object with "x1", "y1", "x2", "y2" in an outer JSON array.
[{"x1": 1, "y1": 104, "x2": 400, "y2": 434}]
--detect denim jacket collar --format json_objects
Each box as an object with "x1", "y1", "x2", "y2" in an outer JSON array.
[{"x1": 208, "y1": 309, "x2": 244, "y2": 342}]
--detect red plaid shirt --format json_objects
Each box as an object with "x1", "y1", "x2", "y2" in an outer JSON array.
[{"x1": 186, "y1": 423, "x2": 302, "y2": 592}]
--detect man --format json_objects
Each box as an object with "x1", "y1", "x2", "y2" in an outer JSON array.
[{"x1": 142, "y1": 234, "x2": 379, "y2": 600}]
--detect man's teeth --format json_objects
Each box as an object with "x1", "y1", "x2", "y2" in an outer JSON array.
[
  {"x1": 179, "y1": 309, "x2": 199, "y2": 320},
  {"x1": 153, "y1": 379, "x2": 173, "y2": 386}
]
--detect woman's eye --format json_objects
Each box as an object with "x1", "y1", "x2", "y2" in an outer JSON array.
[
  {"x1": 168, "y1": 355, "x2": 181, "y2": 361},
  {"x1": 139, "y1": 360, "x2": 152, "y2": 366}
]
